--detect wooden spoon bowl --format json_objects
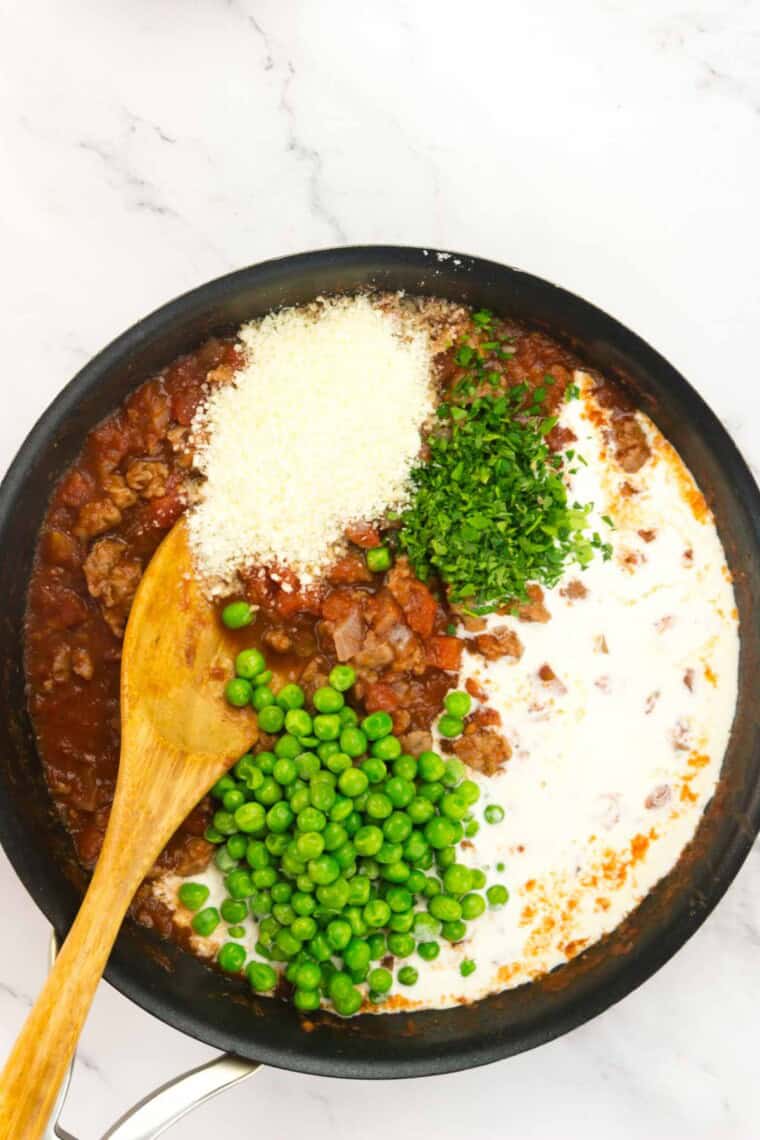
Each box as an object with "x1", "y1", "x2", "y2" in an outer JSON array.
[{"x1": 0, "y1": 519, "x2": 256, "y2": 1140}]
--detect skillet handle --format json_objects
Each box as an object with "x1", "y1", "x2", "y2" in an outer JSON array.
[{"x1": 42, "y1": 933, "x2": 260, "y2": 1140}]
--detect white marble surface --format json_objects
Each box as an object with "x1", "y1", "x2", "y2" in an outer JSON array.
[{"x1": 1, "y1": 1, "x2": 759, "y2": 1136}]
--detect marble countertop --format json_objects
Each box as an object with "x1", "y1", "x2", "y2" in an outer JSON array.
[{"x1": 2, "y1": 1, "x2": 759, "y2": 1136}]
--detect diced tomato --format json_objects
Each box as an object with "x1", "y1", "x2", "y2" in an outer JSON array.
[
  {"x1": 327, "y1": 552, "x2": 372, "y2": 585},
  {"x1": 322, "y1": 588, "x2": 367, "y2": 623},
  {"x1": 144, "y1": 476, "x2": 184, "y2": 528},
  {"x1": 273, "y1": 584, "x2": 323, "y2": 619},
  {"x1": 344, "y1": 521, "x2": 382, "y2": 549},
  {"x1": 465, "y1": 676, "x2": 487, "y2": 701},
  {"x1": 425, "y1": 635, "x2": 463, "y2": 672},
  {"x1": 170, "y1": 384, "x2": 204, "y2": 426},
  {"x1": 403, "y1": 581, "x2": 437, "y2": 638},
  {"x1": 57, "y1": 469, "x2": 96, "y2": 509},
  {"x1": 364, "y1": 682, "x2": 400, "y2": 712}
]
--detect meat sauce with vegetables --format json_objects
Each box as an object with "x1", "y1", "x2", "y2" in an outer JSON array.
[{"x1": 24, "y1": 308, "x2": 649, "y2": 942}]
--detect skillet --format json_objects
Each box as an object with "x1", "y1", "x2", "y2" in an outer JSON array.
[{"x1": 0, "y1": 246, "x2": 758, "y2": 1087}]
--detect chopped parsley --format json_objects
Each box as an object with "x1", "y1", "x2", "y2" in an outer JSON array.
[
  {"x1": 565, "y1": 382, "x2": 581, "y2": 401},
  {"x1": 397, "y1": 327, "x2": 611, "y2": 613}
]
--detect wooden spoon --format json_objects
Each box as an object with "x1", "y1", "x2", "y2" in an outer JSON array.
[{"x1": 0, "y1": 519, "x2": 257, "y2": 1140}]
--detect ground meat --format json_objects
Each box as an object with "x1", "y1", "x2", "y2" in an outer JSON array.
[
  {"x1": 72, "y1": 647, "x2": 94, "y2": 680},
  {"x1": 51, "y1": 644, "x2": 72, "y2": 685},
  {"x1": 465, "y1": 677, "x2": 487, "y2": 701},
  {"x1": 262, "y1": 628, "x2": 293, "y2": 654},
  {"x1": 401, "y1": 729, "x2": 433, "y2": 755},
  {"x1": 560, "y1": 579, "x2": 588, "y2": 600},
  {"x1": 638, "y1": 529, "x2": 657, "y2": 543},
  {"x1": 611, "y1": 415, "x2": 651, "y2": 473},
  {"x1": 354, "y1": 631, "x2": 395, "y2": 669},
  {"x1": 538, "y1": 663, "x2": 558, "y2": 683},
  {"x1": 40, "y1": 529, "x2": 82, "y2": 569},
  {"x1": 83, "y1": 538, "x2": 142, "y2": 635},
  {"x1": 73, "y1": 499, "x2": 122, "y2": 541},
  {"x1": 516, "y1": 583, "x2": 551, "y2": 623},
  {"x1": 455, "y1": 729, "x2": 511, "y2": 775},
  {"x1": 386, "y1": 557, "x2": 438, "y2": 638},
  {"x1": 474, "y1": 627, "x2": 524, "y2": 661},
  {"x1": 327, "y1": 552, "x2": 373, "y2": 585},
  {"x1": 102, "y1": 472, "x2": 138, "y2": 510},
  {"x1": 125, "y1": 459, "x2": 170, "y2": 499},
  {"x1": 546, "y1": 425, "x2": 577, "y2": 453}
]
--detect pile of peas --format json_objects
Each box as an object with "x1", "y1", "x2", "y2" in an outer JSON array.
[{"x1": 179, "y1": 621, "x2": 508, "y2": 1017}]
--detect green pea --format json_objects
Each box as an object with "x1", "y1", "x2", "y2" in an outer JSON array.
[
  {"x1": 221, "y1": 897, "x2": 248, "y2": 924},
  {"x1": 178, "y1": 882, "x2": 209, "y2": 911},
  {"x1": 407, "y1": 796, "x2": 435, "y2": 826},
  {"x1": 252, "y1": 866, "x2": 277, "y2": 888},
  {"x1": 332, "y1": 984, "x2": 362, "y2": 1017},
  {"x1": 255, "y1": 751, "x2": 275, "y2": 773},
  {"x1": 297, "y1": 806, "x2": 326, "y2": 832},
  {"x1": 265, "y1": 833, "x2": 290, "y2": 856},
  {"x1": 465, "y1": 819, "x2": 480, "y2": 838},
  {"x1": 251, "y1": 684, "x2": 276, "y2": 711},
  {"x1": 308, "y1": 933, "x2": 333, "y2": 962},
  {"x1": 258, "y1": 705, "x2": 285, "y2": 734},
  {"x1": 308, "y1": 854, "x2": 340, "y2": 885},
  {"x1": 406, "y1": 869, "x2": 426, "y2": 894},
  {"x1": 441, "y1": 792, "x2": 469, "y2": 821},
  {"x1": 326, "y1": 751, "x2": 352, "y2": 774},
  {"x1": 443, "y1": 863, "x2": 473, "y2": 896},
  {"x1": 247, "y1": 961, "x2": 278, "y2": 992},
  {"x1": 221, "y1": 788, "x2": 245, "y2": 813},
  {"x1": 326, "y1": 918, "x2": 352, "y2": 951},
  {"x1": 314, "y1": 714, "x2": 341, "y2": 741},
  {"x1": 294, "y1": 960, "x2": 322, "y2": 991},
  {"x1": 226, "y1": 833, "x2": 247, "y2": 860},
  {"x1": 342, "y1": 938, "x2": 370, "y2": 974},
  {"x1": 383, "y1": 812, "x2": 412, "y2": 844},
  {"x1": 363, "y1": 898, "x2": 391, "y2": 928},
  {"x1": 222, "y1": 601, "x2": 253, "y2": 629},
  {"x1": 212, "y1": 775, "x2": 236, "y2": 800},
  {"x1": 338, "y1": 767, "x2": 368, "y2": 798},
  {"x1": 362, "y1": 711, "x2": 393, "y2": 740},
  {"x1": 445, "y1": 690, "x2": 472, "y2": 718},
  {"x1": 291, "y1": 916, "x2": 317, "y2": 942},
  {"x1": 310, "y1": 781, "x2": 336, "y2": 814},
  {"x1": 459, "y1": 779, "x2": 480, "y2": 806},
  {"x1": 227, "y1": 924, "x2": 246, "y2": 938},
  {"x1": 417, "y1": 751, "x2": 445, "y2": 782},
  {"x1": 393, "y1": 755, "x2": 418, "y2": 781},
  {"x1": 366, "y1": 546, "x2": 392, "y2": 573},
  {"x1": 251, "y1": 889, "x2": 272, "y2": 915},
  {"x1": 403, "y1": 831, "x2": 429, "y2": 863},
  {"x1": 218, "y1": 941, "x2": 246, "y2": 973},
  {"x1": 313, "y1": 685, "x2": 345, "y2": 714},
  {"x1": 214, "y1": 847, "x2": 238, "y2": 872},
  {"x1": 429, "y1": 894, "x2": 462, "y2": 922},
  {"x1": 235, "y1": 647, "x2": 266, "y2": 680},
  {"x1": 204, "y1": 825, "x2": 225, "y2": 844},
  {"x1": 442, "y1": 757, "x2": 466, "y2": 787},
  {"x1": 384, "y1": 777, "x2": 415, "y2": 808},
  {"x1": 226, "y1": 869, "x2": 253, "y2": 899},
  {"x1": 276, "y1": 683, "x2": 305, "y2": 710},
  {"x1": 417, "y1": 940, "x2": 440, "y2": 961},
  {"x1": 234, "y1": 802, "x2": 266, "y2": 834},
  {"x1": 339, "y1": 706, "x2": 359, "y2": 726},
  {"x1": 376, "y1": 841, "x2": 403, "y2": 865},
  {"x1": 344, "y1": 811, "x2": 362, "y2": 836},
  {"x1": 225, "y1": 678, "x2": 252, "y2": 708},
  {"x1": 436, "y1": 846, "x2": 457, "y2": 869},
  {"x1": 322, "y1": 822, "x2": 348, "y2": 852},
  {"x1": 291, "y1": 891, "x2": 316, "y2": 916},
  {"x1": 274, "y1": 928, "x2": 302, "y2": 959},
  {"x1": 266, "y1": 802, "x2": 294, "y2": 833},
  {"x1": 413, "y1": 911, "x2": 442, "y2": 939},
  {"x1": 340, "y1": 726, "x2": 368, "y2": 758},
  {"x1": 316, "y1": 878, "x2": 350, "y2": 910},
  {"x1": 295, "y1": 751, "x2": 320, "y2": 779},
  {"x1": 281, "y1": 708, "x2": 309, "y2": 738},
  {"x1": 418, "y1": 781, "x2": 444, "y2": 804},
  {"x1": 367, "y1": 932, "x2": 386, "y2": 960},
  {"x1": 485, "y1": 803, "x2": 505, "y2": 824},
  {"x1": 344, "y1": 906, "x2": 368, "y2": 937},
  {"x1": 365, "y1": 793, "x2": 392, "y2": 820},
  {"x1": 353, "y1": 824, "x2": 383, "y2": 856},
  {"x1": 295, "y1": 831, "x2": 324, "y2": 861},
  {"x1": 438, "y1": 714, "x2": 464, "y2": 739},
  {"x1": 213, "y1": 811, "x2": 238, "y2": 840},
  {"x1": 317, "y1": 740, "x2": 341, "y2": 762},
  {"x1": 442, "y1": 919, "x2": 467, "y2": 942},
  {"x1": 274, "y1": 734, "x2": 302, "y2": 760},
  {"x1": 371, "y1": 735, "x2": 402, "y2": 761},
  {"x1": 234, "y1": 754, "x2": 257, "y2": 781},
  {"x1": 333, "y1": 841, "x2": 356, "y2": 870},
  {"x1": 424, "y1": 817, "x2": 460, "y2": 849},
  {"x1": 386, "y1": 932, "x2": 415, "y2": 958},
  {"x1": 386, "y1": 886, "x2": 413, "y2": 913},
  {"x1": 486, "y1": 884, "x2": 509, "y2": 908},
  {"x1": 361, "y1": 757, "x2": 388, "y2": 784},
  {"x1": 470, "y1": 868, "x2": 487, "y2": 890},
  {"x1": 397, "y1": 965, "x2": 418, "y2": 986},
  {"x1": 293, "y1": 987, "x2": 320, "y2": 1012},
  {"x1": 461, "y1": 893, "x2": 486, "y2": 920},
  {"x1": 381, "y1": 860, "x2": 410, "y2": 884},
  {"x1": 347, "y1": 875, "x2": 371, "y2": 906},
  {"x1": 329, "y1": 796, "x2": 354, "y2": 823},
  {"x1": 329, "y1": 664, "x2": 356, "y2": 691},
  {"x1": 192, "y1": 907, "x2": 220, "y2": 937}
]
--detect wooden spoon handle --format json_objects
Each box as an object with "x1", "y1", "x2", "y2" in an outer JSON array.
[{"x1": 0, "y1": 818, "x2": 158, "y2": 1139}]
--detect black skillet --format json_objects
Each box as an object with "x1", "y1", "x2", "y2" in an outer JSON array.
[{"x1": 0, "y1": 247, "x2": 758, "y2": 1085}]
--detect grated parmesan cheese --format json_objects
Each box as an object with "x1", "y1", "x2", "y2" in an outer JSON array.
[{"x1": 188, "y1": 296, "x2": 435, "y2": 591}]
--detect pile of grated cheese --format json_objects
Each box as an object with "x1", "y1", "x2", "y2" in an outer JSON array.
[{"x1": 187, "y1": 296, "x2": 435, "y2": 591}]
